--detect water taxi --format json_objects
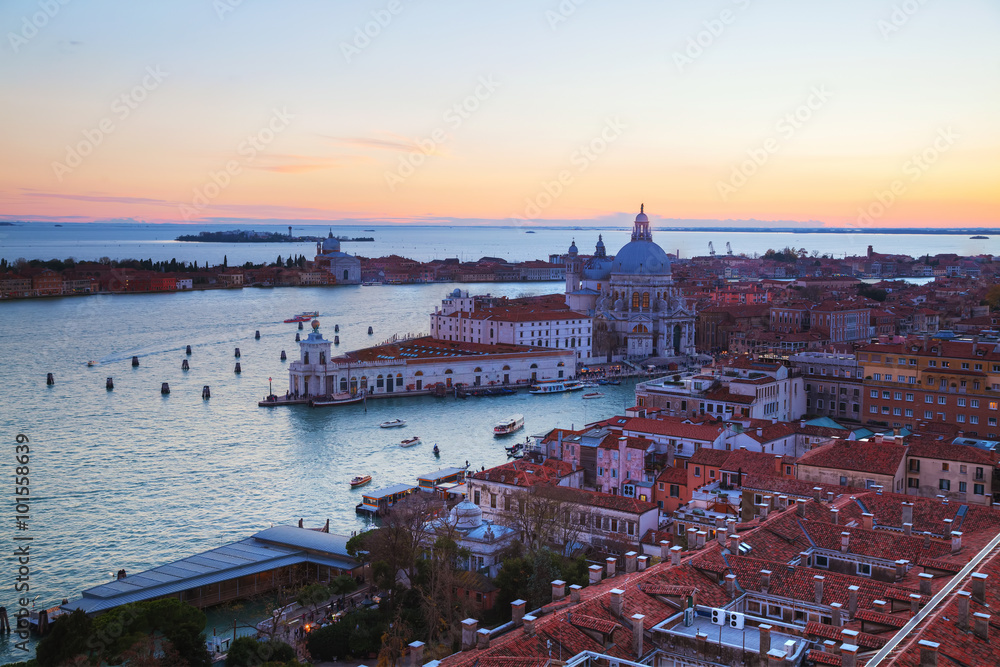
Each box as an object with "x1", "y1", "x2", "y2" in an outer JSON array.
[
  {"x1": 399, "y1": 436, "x2": 421, "y2": 448},
  {"x1": 350, "y1": 475, "x2": 372, "y2": 488},
  {"x1": 284, "y1": 315, "x2": 312, "y2": 323},
  {"x1": 308, "y1": 393, "x2": 365, "y2": 408},
  {"x1": 582, "y1": 392, "x2": 604, "y2": 399},
  {"x1": 380, "y1": 419, "x2": 406, "y2": 428},
  {"x1": 493, "y1": 414, "x2": 525, "y2": 436},
  {"x1": 528, "y1": 379, "x2": 584, "y2": 395}
]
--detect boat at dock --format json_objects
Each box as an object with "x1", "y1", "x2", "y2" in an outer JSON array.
[
  {"x1": 350, "y1": 474, "x2": 372, "y2": 488},
  {"x1": 493, "y1": 413, "x2": 525, "y2": 436},
  {"x1": 582, "y1": 392, "x2": 604, "y2": 399},
  {"x1": 399, "y1": 436, "x2": 421, "y2": 448},
  {"x1": 308, "y1": 393, "x2": 365, "y2": 408},
  {"x1": 380, "y1": 419, "x2": 406, "y2": 428},
  {"x1": 528, "y1": 379, "x2": 584, "y2": 395}
]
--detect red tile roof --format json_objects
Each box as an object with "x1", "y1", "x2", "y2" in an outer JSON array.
[
  {"x1": 622, "y1": 417, "x2": 725, "y2": 441},
  {"x1": 797, "y1": 438, "x2": 907, "y2": 476}
]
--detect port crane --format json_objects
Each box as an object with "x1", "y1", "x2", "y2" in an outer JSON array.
[{"x1": 708, "y1": 241, "x2": 716, "y2": 257}]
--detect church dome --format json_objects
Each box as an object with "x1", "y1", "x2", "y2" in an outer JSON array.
[
  {"x1": 611, "y1": 240, "x2": 671, "y2": 275},
  {"x1": 568, "y1": 239, "x2": 578, "y2": 256},
  {"x1": 321, "y1": 231, "x2": 341, "y2": 253},
  {"x1": 450, "y1": 499, "x2": 483, "y2": 530}
]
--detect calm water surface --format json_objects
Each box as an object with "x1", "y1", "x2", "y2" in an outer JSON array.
[{"x1": 0, "y1": 282, "x2": 640, "y2": 660}]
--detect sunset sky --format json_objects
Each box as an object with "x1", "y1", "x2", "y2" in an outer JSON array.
[{"x1": 1, "y1": 0, "x2": 998, "y2": 227}]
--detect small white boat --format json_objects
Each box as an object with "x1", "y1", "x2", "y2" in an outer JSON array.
[
  {"x1": 380, "y1": 419, "x2": 406, "y2": 428},
  {"x1": 399, "y1": 436, "x2": 421, "y2": 448},
  {"x1": 528, "y1": 380, "x2": 585, "y2": 395},
  {"x1": 582, "y1": 392, "x2": 604, "y2": 399},
  {"x1": 350, "y1": 475, "x2": 372, "y2": 488},
  {"x1": 493, "y1": 414, "x2": 525, "y2": 436},
  {"x1": 86, "y1": 360, "x2": 97, "y2": 367}
]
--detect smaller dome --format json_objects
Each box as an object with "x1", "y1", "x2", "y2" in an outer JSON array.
[
  {"x1": 451, "y1": 288, "x2": 463, "y2": 297},
  {"x1": 635, "y1": 204, "x2": 648, "y2": 224},
  {"x1": 451, "y1": 499, "x2": 482, "y2": 530},
  {"x1": 568, "y1": 239, "x2": 578, "y2": 256},
  {"x1": 321, "y1": 233, "x2": 341, "y2": 253}
]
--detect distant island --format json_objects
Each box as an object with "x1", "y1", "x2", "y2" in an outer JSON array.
[
  {"x1": 176, "y1": 230, "x2": 373, "y2": 243},
  {"x1": 0, "y1": 221, "x2": 15, "y2": 226}
]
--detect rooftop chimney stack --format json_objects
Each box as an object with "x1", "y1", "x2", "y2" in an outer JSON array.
[
  {"x1": 830, "y1": 602, "x2": 843, "y2": 627},
  {"x1": 725, "y1": 573, "x2": 737, "y2": 597},
  {"x1": 951, "y1": 531, "x2": 963, "y2": 554},
  {"x1": 610, "y1": 589, "x2": 625, "y2": 618},
  {"x1": 477, "y1": 628, "x2": 490, "y2": 650},
  {"x1": 761, "y1": 570, "x2": 772, "y2": 594},
  {"x1": 461, "y1": 618, "x2": 478, "y2": 651},
  {"x1": 408, "y1": 641, "x2": 425, "y2": 667},
  {"x1": 973, "y1": 612, "x2": 990, "y2": 641},
  {"x1": 813, "y1": 487, "x2": 824, "y2": 502},
  {"x1": 971, "y1": 572, "x2": 988, "y2": 604},
  {"x1": 659, "y1": 540, "x2": 671, "y2": 560},
  {"x1": 625, "y1": 551, "x2": 637, "y2": 573},
  {"x1": 631, "y1": 614, "x2": 645, "y2": 657},
  {"x1": 848, "y1": 585, "x2": 860, "y2": 619},
  {"x1": 904, "y1": 522, "x2": 913, "y2": 536},
  {"x1": 895, "y1": 560, "x2": 909, "y2": 581},
  {"x1": 797, "y1": 498, "x2": 808, "y2": 517},
  {"x1": 729, "y1": 534, "x2": 741, "y2": 553},
  {"x1": 957, "y1": 590, "x2": 971, "y2": 630},
  {"x1": 522, "y1": 614, "x2": 537, "y2": 636},
  {"x1": 814, "y1": 576, "x2": 825, "y2": 604},
  {"x1": 670, "y1": 545, "x2": 683, "y2": 566},
  {"x1": 512, "y1": 599, "x2": 526, "y2": 626},
  {"x1": 910, "y1": 594, "x2": 921, "y2": 616},
  {"x1": 637, "y1": 555, "x2": 649, "y2": 571},
  {"x1": 862, "y1": 513, "x2": 874, "y2": 530},
  {"x1": 588, "y1": 565, "x2": 603, "y2": 586},
  {"x1": 840, "y1": 532, "x2": 850, "y2": 553},
  {"x1": 695, "y1": 531, "x2": 707, "y2": 549},
  {"x1": 606, "y1": 557, "x2": 617, "y2": 578},
  {"x1": 901, "y1": 502, "x2": 913, "y2": 526},
  {"x1": 918, "y1": 640, "x2": 939, "y2": 667},
  {"x1": 841, "y1": 643, "x2": 858, "y2": 667},
  {"x1": 919, "y1": 573, "x2": 934, "y2": 596},
  {"x1": 759, "y1": 624, "x2": 772, "y2": 657},
  {"x1": 551, "y1": 580, "x2": 566, "y2": 601}
]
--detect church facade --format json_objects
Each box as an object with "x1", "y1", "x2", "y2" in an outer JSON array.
[
  {"x1": 565, "y1": 206, "x2": 696, "y2": 363},
  {"x1": 313, "y1": 232, "x2": 361, "y2": 284}
]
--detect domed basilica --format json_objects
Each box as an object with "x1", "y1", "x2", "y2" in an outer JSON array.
[{"x1": 565, "y1": 205, "x2": 695, "y2": 362}]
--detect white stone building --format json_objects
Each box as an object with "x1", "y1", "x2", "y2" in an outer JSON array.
[{"x1": 313, "y1": 233, "x2": 361, "y2": 284}]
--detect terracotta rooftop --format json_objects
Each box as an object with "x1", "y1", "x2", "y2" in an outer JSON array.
[{"x1": 797, "y1": 438, "x2": 907, "y2": 477}]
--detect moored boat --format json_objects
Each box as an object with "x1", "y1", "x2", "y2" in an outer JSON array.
[
  {"x1": 582, "y1": 392, "x2": 604, "y2": 399},
  {"x1": 380, "y1": 419, "x2": 406, "y2": 428},
  {"x1": 400, "y1": 436, "x2": 421, "y2": 448},
  {"x1": 350, "y1": 475, "x2": 372, "y2": 488},
  {"x1": 308, "y1": 393, "x2": 365, "y2": 408},
  {"x1": 528, "y1": 379, "x2": 584, "y2": 395},
  {"x1": 493, "y1": 413, "x2": 525, "y2": 436}
]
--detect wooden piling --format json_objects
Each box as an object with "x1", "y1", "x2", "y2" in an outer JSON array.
[
  {"x1": 298, "y1": 321, "x2": 304, "y2": 330},
  {"x1": 132, "y1": 356, "x2": 140, "y2": 367},
  {"x1": 334, "y1": 335, "x2": 340, "y2": 345},
  {"x1": 295, "y1": 333, "x2": 300, "y2": 342},
  {"x1": 234, "y1": 363, "x2": 242, "y2": 374},
  {"x1": 182, "y1": 359, "x2": 190, "y2": 371},
  {"x1": 161, "y1": 382, "x2": 170, "y2": 395},
  {"x1": 234, "y1": 348, "x2": 241, "y2": 358},
  {"x1": 186, "y1": 345, "x2": 192, "y2": 355},
  {"x1": 0, "y1": 606, "x2": 9, "y2": 633},
  {"x1": 368, "y1": 326, "x2": 373, "y2": 334},
  {"x1": 106, "y1": 377, "x2": 114, "y2": 390},
  {"x1": 46, "y1": 372, "x2": 54, "y2": 385},
  {"x1": 280, "y1": 350, "x2": 287, "y2": 361},
  {"x1": 203, "y1": 386, "x2": 211, "y2": 399},
  {"x1": 255, "y1": 330, "x2": 260, "y2": 340},
  {"x1": 334, "y1": 324, "x2": 339, "y2": 332}
]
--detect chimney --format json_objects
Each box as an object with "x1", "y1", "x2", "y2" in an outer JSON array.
[
  {"x1": 687, "y1": 528, "x2": 698, "y2": 548},
  {"x1": 670, "y1": 545, "x2": 683, "y2": 566},
  {"x1": 797, "y1": 498, "x2": 808, "y2": 517},
  {"x1": 956, "y1": 590, "x2": 971, "y2": 630},
  {"x1": 874, "y1": 433, "x2": 884, "y2": 444},
  {"x1": 522, "y1": 614, "x2": 537, "y2": 636},
  {"x1": 552, "y1": 579, "x2": 566, "y2": 601},
  {"x1": 814, "y1": 576, "x2": 825, "y2": 604},
  {"x1": 826, "y1": 491, "x2": 835, "y2": 503},
  {"x1": 462, "y1": 618, "x2": 478, "y2": 651},
  {"x1": 757, "y1": 427, "x2": 763, "y2": 437},
  {"x1": 767, "y1": 649, "x2": 786, "y2": 667},
  {"x1": 841, "y1": 643, "x2": 858, "y2": 667},
  {"x1": 778, "y1": 495, "x2": 788, "y2": 509},
  {"x1": 511, "y1": 599, "x2": 526, "y2": 626},
  {"x1": 901, "y1": 502, "x2": 913, "y2": 526},
  {"x1": 813, "y1": 487, "x2": 824, "y2": 502},
  {"x1": 830, "y1": 508, "x2": 839, "y2": 525},
  {"x1": 848, "y1": 585, "x2": 860, "y2": 619},
  {"x1": 895, "y1": 559, "x2": 909, "y2": 581},
  {"x1": 971, "y1": 572, "x2": 988, "y2": 604},
  {"x1": 830, "y1": 602, "x2": 843, "y2": 627},
  {"x1": 606, "y1": 556, "x2": 617, "y2": 578},
  {"x1": 760, "y1": 570, "x2": 772, "y2": 594},
  {"x1": 904, "y1": 522, "x2": 913, "y2": 536},
  {"x1": 918, "y1": 640, "x2": 939, "y2": 667},
  {"x1": 727, "y1": 517, "x2": 738, "y2": 535},
  {"x1": 659, "y1": 540, "x2": 671, "y2": 560},
  {"x1": 840, "y1": 531, "x2": 850, "y2": 553},
  {"x1": 588, "y1": 565, "x2": 603, "y2": 586},
  {"x1": 919, "y1": 573, "x2": 934, "y2": 595},
  {"x1": 909, "y1": 594, "x2": 921, "y2": 616},
  {"x1": 800, "y1": 419, "x2": 806, "y2": 429},
  {"x1": 408, "y1": 641, "x2": 425, "y2": 667},
  {"x1": 570, "y1": 584, "x2": 582, "y2": 603},
  {"x1": 717, "y1": 528, "x2": 726, "y2": 545},
  {"x1": 625, "y1": 551, "x2": 638, "y2": 573},
  {"x1": 631, "y1": 614, "x2": 645, "y2": 657},
  {"x1": 477, "y1": 628, "x2": 490, "y2": 650},
  {"x1": 729, "y1": 534, "x2": 741, "y2": 553},
  {"x1": 862, "y1": 513, "x2": 874, "y2": 530},
  {"x1": 725, "y1": 573, "x2": 737, "y2": 597},
  {"x1": 799, "y1": 551, "x2": 812, "y2": 568},
  {"x1": 759, "y1": 624, "x2": 772, "y2": 656},
  {"x1": 874, "y1": 599, "x2": 889, "y2": 614},
  {"x1": 951, "y1": 531, "x2": 963, "y2": 554},
  {"x1": 759, "y1": 504, "x2": 770, "y2": 519},
  {"x1": 610, "y1": 589, "x2": 625, "y2": 618},
  {"x1": 696, "y1": 531, "x2": 707, "y2": 549},
  {"x1": 637, "y1": 555, "x2": 649, "y2": 571},
  {"x1": 973, "y1": 612, "x2": 990, "y2": 641}
]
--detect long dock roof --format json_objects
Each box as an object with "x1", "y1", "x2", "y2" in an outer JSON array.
[{"x1": 64, "y1": 526, "x2": 359, "y2": 615}]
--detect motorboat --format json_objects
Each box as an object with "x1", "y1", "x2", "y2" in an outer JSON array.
[
  {"x1": 432, "y1": 444, "x2": 440, "y2": 456},
  {"x1": 299, "y1": 311, "x2": 319, "y2": 317},
  {"x1": 493, "y1": 414, "x2": 525, "y2": 436},
  {"x1": 284, "y1": 315, "x2": 312, "y2": 323},
  {"x1": 350, "y1": 475, "x2": 372, "y2": 488},
  {"x1": 582, "y1": 392, "x2": 604, "y2": 399},
  {"x1": 308, "y1": 393, "x2": 365, "y2": 408},
  {"x1": 86, "y1": 360, "x2": 97, "y2": 367},
  {"x1": 380, "y1": 419, "x2": 406, "y2": 428},
  {"x1": 528, "y1": 379, "x2": 585, "y2": 395},
  {"x1": 399, "y1": 436, "x2": 421, "y2": 448},
  {"x1": 580, "y1": 382, "x2": 599, "y2": 388}
]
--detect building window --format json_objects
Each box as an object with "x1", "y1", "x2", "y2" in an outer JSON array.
[
  {"x1": 906, "y1": 393, "x2": 914, "y2": 402},
  {"x1": 959, "y1": 482, "x2": 967, "y2": 492},
  {"x1": 815, "y1": 555, "x2": 829, "y2": 568},
  {"x1": 908, "y1": 477, "x2": 919, "y2": 488},
  {"x1": 670, "y1": 485, "x2": 679, "y2": 498},
  {"x1": 942, "y1": 462, "x2": 950, "y2": 472},
  {"x1": 910, "y1": 459, "x2": 920, "y2": 472},
  {"x1": 938, "y1": 396, "x2": 947, "y2": 405},
  {"x1": 975, "y1": 484, "x2": 985, "y2": 495},
  {"x1": 694, "y1": 466, "x2": 701, "y2": 477},
  {"x1": 474, "y1": 490, "x2": 481, "y2": 505},
  {"x1": 939, "y1": 479, "x2": 950, "y2": 491},
  {"x1": 840, "y1": 476, "x2": 847, "y2": 486},
  {"x1": 857, "y1": 562, "x2": 872, "y2": 576}
]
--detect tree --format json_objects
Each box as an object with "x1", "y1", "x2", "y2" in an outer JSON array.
[
  {"x1": 329, "y1": 573, "x2": 359, "y2": 604},
  {"x1": 35, "y1": 608, "x2": 93, "y2": 666},
  {"x1": 225, "y1": 637, "x2": 295, "y2": 667},
  {"x1": 297, "y1": 582, "x2": 330, "y2": 617},
  {"x1": 364, "y1": 494, "x2": 439, "y2": 597},
  {"x1": 497, "y1": 485, "x2": 582, "y2": 558},
  {"x1": 985, "y1": 284, "x2": 1000, "y2": 310},
  {"x1": 224, "y1": 255, "x2": 228, "y2": 267}
]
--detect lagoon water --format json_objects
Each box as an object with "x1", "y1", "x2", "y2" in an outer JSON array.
[{"x1": 0, "y1": 280, "x2": 644, "y2": 660}]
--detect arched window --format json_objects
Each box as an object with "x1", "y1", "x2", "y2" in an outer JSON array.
[
  {"x1": 530, "y1": 363, "x2": 538, "y2": 369},
  {"x1": 502, "y1": 365, "x2": 511, "y2": 371},
  {"x1": 343, "y1": 269, "x2": 349, "y2": 280},
  {"x1": 396, "y1": 373, "x2": 403, "y2": 387},
  {"x1": 474, "y1": 367, "x2": 483, "y2": 372},
  {"x1": 642, "y1": 292, "x2": 650, "y2": 308},
  {"x1": 304, "y1": 352, "x2": 310, "y2": 364},
  {"x1": 632, "y1": 324, "x2": 649, "y2": 333},
  {"x1": 632, "y1": 292, "x2": 640, "y2": 309},
  {"x1": 557, "y1": 362, "x2": 565, "y2": 367},
  {"x1": 377, "y1": 374, "x2": 384, "y2": 388},
  {"x1": 360, "y1": 376, "x2": 368, "y2": 390},
  {"x1": 340, "y1": 377, "x2": 348, "y2": 391},
  {"x1": 445, "y1": 369, "x2": 453, "y2": 374},
  {"x1": 415, "y1": 370, "x2": 424, "y2": 376}
]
